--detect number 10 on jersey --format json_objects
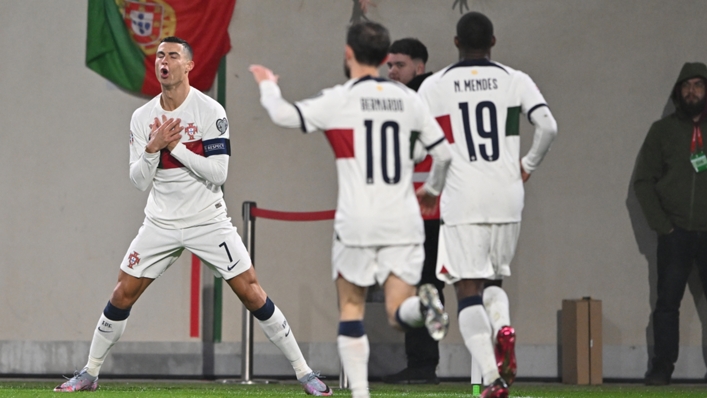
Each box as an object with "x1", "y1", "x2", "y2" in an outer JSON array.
[{"x1": 364, "y1": 119, "x2": 401, "y2": 185}]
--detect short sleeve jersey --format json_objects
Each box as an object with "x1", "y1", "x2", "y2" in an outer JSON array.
[
  {"x1": 129, "y1": 88, "x2": 231, "y2": 229},
  {"x1": 294, "y1": 76, "x2": 447, "y2": 246},
  {"x1": 418, "y1": 59, "x2": 548, "y2": 225}
]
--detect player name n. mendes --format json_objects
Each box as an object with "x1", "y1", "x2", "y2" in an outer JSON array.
[
  {"x1": 453, "y1": 78, "x2": 498, "y2": 93},
  {"x1": 360, "y1": 98, "x2": 404, "y2": 112}
]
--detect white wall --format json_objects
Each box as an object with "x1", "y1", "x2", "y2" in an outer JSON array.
[{"x1": 1, "y1": 0, "x2": 706, "y2": 379}]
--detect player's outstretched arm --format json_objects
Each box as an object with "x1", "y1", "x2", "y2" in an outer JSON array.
[
  {"x1": 249, "y1": 65, "x2": 279, "y2": 84},
  {"x1": 249, "y1": 64, "x2": 302, "y2": 129}
]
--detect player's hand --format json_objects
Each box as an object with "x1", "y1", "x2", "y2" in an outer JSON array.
[
  {"x1": 146, "y1": 115, "x2": 183, "y2": 153},
  {"x1": 416, "y1": 186, "x2": 438, "y2": 216},
  {"x1": 520, "y1": 162, "x2": 531, "y2": 183},
  {"x1": 249, "y1": 65, "x2": 279, "y2": 84}
]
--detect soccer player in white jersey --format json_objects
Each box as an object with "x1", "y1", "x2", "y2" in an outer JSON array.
[
  {"x1": 418, "y1": 12, "x2": 558, "y2": 398},
  {"x1": 54, "y1": 36, "x2": 331, "y2": 396},
  {"x1": 250, "y1": 22, "x2": 452, "y2": 398}
]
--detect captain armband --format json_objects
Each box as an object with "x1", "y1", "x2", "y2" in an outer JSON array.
[{"x1": 203, "y1": 137, "x2": 231, "y2": 157}]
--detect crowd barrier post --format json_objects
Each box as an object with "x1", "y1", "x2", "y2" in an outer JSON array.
[
  {"x1": 339, "y1": 363, "x2": 349, "y2": 389},
  {"x1": 240, "y1": 201, "x2": 257, "y2": 384},
  {"x1": 235, "y1": 202, "x2": 343, "y2": 387}
]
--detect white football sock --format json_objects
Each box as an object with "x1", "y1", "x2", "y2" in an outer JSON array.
[
  {"x1": 338, "y1": 335, "x2": 370, "y2": 398},
  {"x1": 257, "y1": 305, "x2": 312, "y2": 380},
  {"x1": 85, "y1": 314, "x2": 127, "y2": 377},
  {"x1": 458, "y1": 305, "x2": 500, "y2": 383},
  {"x1": 397, "y1": 296, "x2": 424, "y2": 328},
  {"x1": 483, "y1": 286, "x2": 511, "y2": 342}
]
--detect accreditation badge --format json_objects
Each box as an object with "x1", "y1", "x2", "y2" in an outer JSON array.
[
  {"x1": 691, "y1": 151, "x2": 707, "y2": 173},
  {"x1": 690, "y1": 125, "x2": 707, "y2": 173}
]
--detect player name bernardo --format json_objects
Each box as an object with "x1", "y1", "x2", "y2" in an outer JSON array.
[
  {"x1": 454, "y1": 78, "x2": 498, "y2": 93},
  {"x1": 360, "y1": 98, "x2": 404, "y2": 112}
]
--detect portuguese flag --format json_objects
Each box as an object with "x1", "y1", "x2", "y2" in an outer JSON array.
[{"x1": 86, "y1": 0, "x2": 236, "y2": 96}]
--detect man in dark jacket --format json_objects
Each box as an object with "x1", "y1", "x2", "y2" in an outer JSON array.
[
  {"x1": 383, "y1": 38, "x2": 443, "y2": 385},
  {"x1": 634, "y1": 62, "x2": 707, "y2": 386}
]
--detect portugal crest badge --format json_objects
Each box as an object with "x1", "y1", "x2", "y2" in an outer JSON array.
[
  {"x1": 184, "y1": 123, "x2": 199, "y2": 140},
  {"x1": 127, "y1": 251, "x2": 141, "y2": 269},
  {"x1": 117, "y1": 0, "x2": 176, "y2": 55}
]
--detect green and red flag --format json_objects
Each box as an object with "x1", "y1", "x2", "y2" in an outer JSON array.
[{"x1": 86, "y1": 0, "x2": 235, "y2": 96}]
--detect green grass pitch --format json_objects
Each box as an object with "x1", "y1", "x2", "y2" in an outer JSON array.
[{"x1": 0, "y1": 380, "x2": 706, "y2": 397}]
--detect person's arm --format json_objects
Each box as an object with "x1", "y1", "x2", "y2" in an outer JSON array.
[
  {"x1": 128, "y1": 115, "x2": 182, "y2": 191},
  {"x1": 129, "y1": 138, "x2": 160, "y2": 192},
  {"x1": 258, "y1": 80, "x2": 304, "y2": 129},
  {"x1": 420, "y1": 137, "x2": 451, "y2": 196},
  {"x1": 520, "y1": 106, "x2": 558, "y2": 175},
  {"x1": 414, "y1": 97, "x2": 452, "y2": 214},
  {"x1": 516, "y1": 73, "x2": 558, "y2": 181},
  {"x1": 633, "y1": 125, "x2": 673, "y2": 234},
  {"x1": 169, "y1": 108, "x2": 231, "y2": 186},
  {"x1": 250, "y1": 64, "x2": 305, "y2": 130},
  {"x1": 170, "y1": 146, "x2": 229, "y2": 186}
]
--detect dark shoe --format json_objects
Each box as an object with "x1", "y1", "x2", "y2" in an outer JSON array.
[
  {"x1": 645, "y1": 361, "x2": 674, "y2": 386},
  {"x1": 381, "y1": 367, "x2": 439, "y2": 385},
  {"x1": 480, "y1": 378, "x2": 509, "y2": 398}
]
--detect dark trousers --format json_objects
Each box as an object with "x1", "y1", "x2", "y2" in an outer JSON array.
[
  {"x1": 406, "y1": 219, "x2": 446, "y2": 369},
  {"x1": 652, "y1": 227, "x2": 707, "y2": 365}
]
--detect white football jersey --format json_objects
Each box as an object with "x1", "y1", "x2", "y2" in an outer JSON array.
[
  {"x1": 295, "y1": 76, "x2": 447, "y2": 246},
  {"x1": 129, "y1": 88, "x2": 231, "y2": 229},
  {"x1": 419, "y1": 59, "x2": 548, "y2": 224}
]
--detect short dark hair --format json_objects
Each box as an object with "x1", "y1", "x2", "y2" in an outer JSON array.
[
  {"x1": 347, "y1": 22, "x2": 390, "y2": 66},
  {"x1": 160, "y1": 36, "x2": 193, "y2": 60},
  {"x1": 389, "y1": 38, "x2": 428, "y2": 64},
  {"x1": 456, "y1": 12, "x2": 494, "y2": 51}
]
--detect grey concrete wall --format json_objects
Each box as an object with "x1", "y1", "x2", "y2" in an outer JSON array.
[{"x1": 2, "y1": 0, "x2": 707, "y2": 379}]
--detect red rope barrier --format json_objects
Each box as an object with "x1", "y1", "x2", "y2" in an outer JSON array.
[{"x1": 251, "y1": 207, "x2": 335, "y2": 221}]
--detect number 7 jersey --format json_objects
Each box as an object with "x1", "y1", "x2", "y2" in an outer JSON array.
[
  {"x1": 294, "y1": 76, "x2": 447, "y2": 247},
  {"x1": 418, "y1": 59, "x2": 548, "y2": 225}
]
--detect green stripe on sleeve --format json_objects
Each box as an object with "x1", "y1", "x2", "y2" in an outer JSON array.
[
  {"x1": 409, "y1": 131, "x2": 421, "y2": 159},
  {"x1": 505, "y1": 106, "x2": 521, "y2": 136}
]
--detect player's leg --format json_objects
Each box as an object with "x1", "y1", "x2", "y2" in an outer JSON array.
[
  {"x1": 383, "y1": 220, "x2": 445, "y2": 384},
  {"x1": 483, "y1": 222, "x2": 520, "y2": 385},
  {"x1": 225, "y1": 269, "x2": 322, "y2": 383},
  {"x1": 380, "y1": 244, "x2": 449, "y2": 341},
  {"x1": 193, "y1": 220, "x2": 329, "y2": 396},
  {"x1": 382, "y1": 274, "x2": 420, "y2": 329},
  {"x1": 55, "y1": 221, "x2": 181, "y2": 392},
  {"x1": 440, "y1": 224, "x2": 508, "y2": 397},
  {"x1": 84, "y1": 271, "x2": 154, "y2": 377},
  {"x1": 332, "y1": 239, "x2": 378, "y2": 398},
  {"x1": 336, "y1": 276, "x2": 370, "y2": 398},
  {"x1": 483, "y1": 279, "x2": 508, "y2": 336},
  {"x1": 406, "y1": 219, "x2": 445, "y2": 381},
  {"x1": 455, "y1": 280, "x2": 502, "y2": 383}
]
